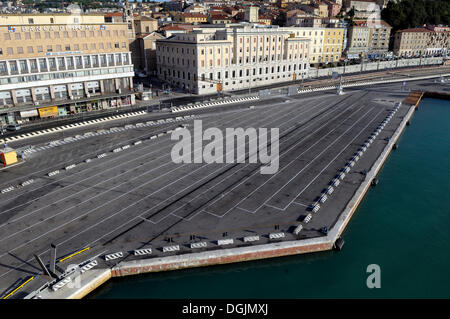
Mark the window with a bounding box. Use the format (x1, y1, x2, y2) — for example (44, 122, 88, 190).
(4, 33, 10, 41)
(75, 56, 82, 68)
(54, 32, 60, 38)
(28, 59, 37, 71)
(58, 57, 65, 68)
(37, 46, 43, 53)
(74, 44, 79, 50)
(84, 56, 91, 67)
(66, 44, 71, 51)
(48, 58, 56, 69)
(50, 18, 54, 24)
(114, 43, 119, 48)
(63, 31, 69, 38)
(90, 43, 96, 50)
(28, 18, 34, 24)
(35, 32, 41, 39)
(0, 48, 2, 55)
(15, 33, 21, 40)
(66, 57, 74, 68)
(45, 32, 50, 39)
(83, 44, 88, 50)
(72, 31, 77, 38)
(39, 58, 47, 71)
(27, 46, 33, 53)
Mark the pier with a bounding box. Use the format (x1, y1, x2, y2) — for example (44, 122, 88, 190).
(0, 74, 448, 299)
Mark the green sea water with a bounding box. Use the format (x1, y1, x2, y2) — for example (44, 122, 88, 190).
(90, 98, 450, 299)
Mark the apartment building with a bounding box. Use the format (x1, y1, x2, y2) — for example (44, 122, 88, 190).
(173, 12, 208, 24)
(393, 26, 449, 57)
(156, 25, 310, 95)
(287, 26, 345, 64)
(0, 14, 135, 125)
(346, 19, 391, 57)
(322, 27, 345, 62)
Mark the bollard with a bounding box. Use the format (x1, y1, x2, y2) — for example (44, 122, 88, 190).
(21, 179, 34, 187)
(105, 252, 123, 261)
(162, 245, 180, 253)
(190, 242, 207, 249)
(1, 186, 15, 194)
(243, 235, 260, 242)
(47, 170, 60, 177)
(293, 224, 303, 236)
(312, 203, 321, 213)
(269, 232, 285, 240)
(217, 239, 233, 246)
(134, 248, 152, 256)
(304, 213, 313, 223)
(325, 186, 334, 195)
(80, 260, 98, 273)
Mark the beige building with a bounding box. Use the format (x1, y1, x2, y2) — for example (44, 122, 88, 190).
(0, 13, 135, 125)
(286, 27, 325, 64)
(173, 12, 208, 24)
(184, 3, 207, 14)
(134, 32, 166, 75)
(156, 25, 310, 95)
(393, 26, 450, 57)
(133, 16, 158, 35)
(346, 19, 391, 57)
(322, 27, 345, 63)
(245, 6, 259, 23)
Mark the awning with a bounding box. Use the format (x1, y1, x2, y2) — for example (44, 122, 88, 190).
(38, 106, 59, 118)
(20, 109, 39, 118)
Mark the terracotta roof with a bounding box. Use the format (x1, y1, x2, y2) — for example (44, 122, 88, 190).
(397, 27, 433, 33)
(182, 13, 207, 18)
(354, 20, 392, 28)
(211, 14, 233, 20)
(135, 16, 157, 21)
(162, 25, 186, 31)
(104, 12, 123, 17)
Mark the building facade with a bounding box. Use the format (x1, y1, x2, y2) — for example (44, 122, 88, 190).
(393, 26, 449, 57)
(156, 25, 310, 95)
(322, 27, 345, 62)
(346, 19, 391, 57)
(0, 14, 135, 125)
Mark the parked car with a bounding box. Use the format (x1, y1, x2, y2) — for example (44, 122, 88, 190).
(6, 124, 21, 131)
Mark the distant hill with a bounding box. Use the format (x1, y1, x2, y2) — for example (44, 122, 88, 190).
(381, 0, 450, 32)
